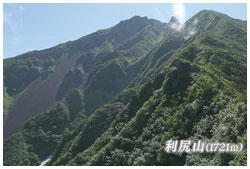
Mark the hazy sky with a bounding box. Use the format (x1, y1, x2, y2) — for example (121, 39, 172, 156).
(3, 3, 247, 59)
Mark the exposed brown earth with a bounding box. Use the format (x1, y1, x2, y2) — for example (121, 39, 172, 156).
(3, 54, 80, 141)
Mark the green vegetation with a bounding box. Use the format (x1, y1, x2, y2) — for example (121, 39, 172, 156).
(3, 10, 246, 166)
(56, 66, 86, 101)
(3, 86, 13, 121)
(3, 89, 85, 166)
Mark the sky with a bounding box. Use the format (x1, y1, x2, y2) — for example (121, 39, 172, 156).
(3, 3, 247, 59)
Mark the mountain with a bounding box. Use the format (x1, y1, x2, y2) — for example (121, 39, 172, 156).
(3, 10, 247, 166)
(3, 15, 167, 139)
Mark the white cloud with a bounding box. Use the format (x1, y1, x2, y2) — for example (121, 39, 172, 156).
(169, 3, 199, 39)
(173, 3, 185, 25)
(193, 18, 198, 25)
(184, 18, 199, 40)
(170, 3, 186, 31)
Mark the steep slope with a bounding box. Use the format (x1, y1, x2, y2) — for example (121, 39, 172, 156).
(3, 16, 167, 141)
(3, 89, 85, 165)
(4, 54, 80, 140)
(47, 10, 246, 166)
(3, 16, 168, 165)
(3, 10, 247, 166)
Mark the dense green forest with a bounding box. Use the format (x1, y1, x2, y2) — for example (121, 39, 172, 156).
(3, 10, 247, 166)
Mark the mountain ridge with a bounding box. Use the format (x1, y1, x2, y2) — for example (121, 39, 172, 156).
(3, 10, 247, 166)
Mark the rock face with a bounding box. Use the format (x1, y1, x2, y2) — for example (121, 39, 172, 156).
(3, 10, 247, 166)
(169, 16, 180, 25)
(3, 54, 79, 140)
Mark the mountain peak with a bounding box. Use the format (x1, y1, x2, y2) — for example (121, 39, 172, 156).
(191, 9, 231, 21)
(169, 16, 179, 25)
(119, 15, 149, 24)
(130, 15, 148, 20)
